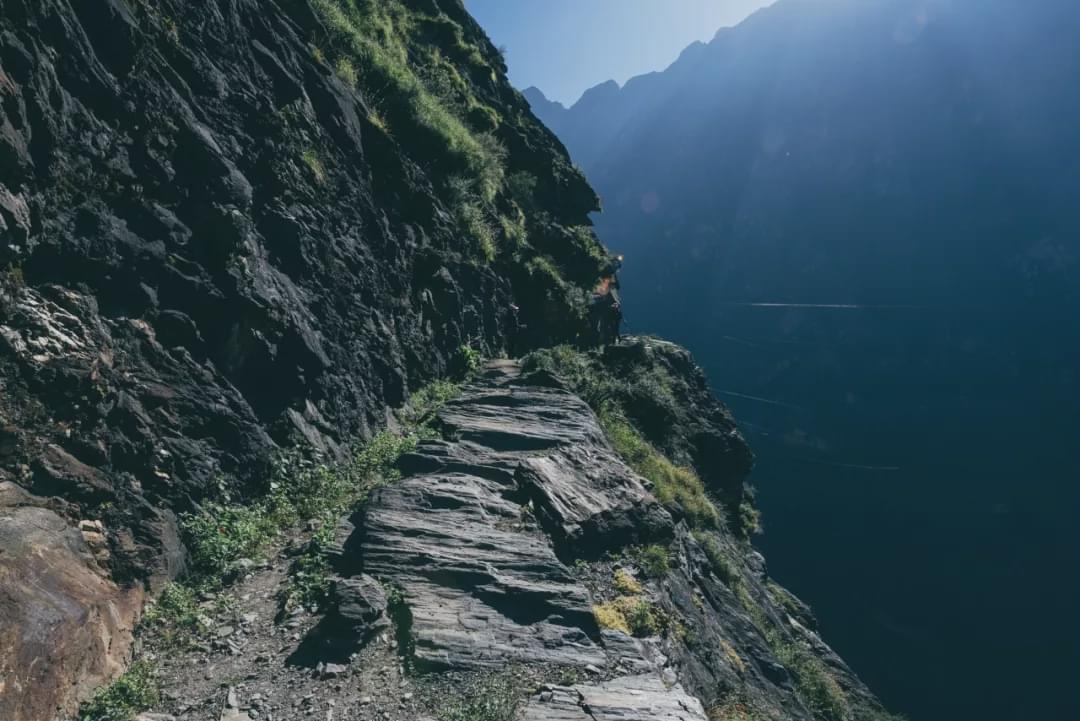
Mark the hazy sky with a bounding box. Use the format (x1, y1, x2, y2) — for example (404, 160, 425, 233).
(464, 0, 777, 106)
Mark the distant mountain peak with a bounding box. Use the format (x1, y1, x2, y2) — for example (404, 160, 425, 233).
(572, 79, 622, 111)
(522, 85, 557, 106)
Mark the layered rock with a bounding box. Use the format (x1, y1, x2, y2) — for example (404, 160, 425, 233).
(521, 675, 707, 721)
(319, 360, 886, 719)
(331, 362, 672, 671)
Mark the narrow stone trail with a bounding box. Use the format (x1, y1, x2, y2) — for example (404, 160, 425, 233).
(326, 360, 708, 720)
(146, 555, 420, 721)
(143, 360, 708, 721)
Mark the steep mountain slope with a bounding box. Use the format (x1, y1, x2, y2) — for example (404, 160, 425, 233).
(525, 1, 1080, 720)
(0, 0, 603, 716)
(0, 1, 897, 721)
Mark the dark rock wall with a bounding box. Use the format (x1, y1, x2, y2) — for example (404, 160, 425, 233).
(0, 0, 602, 717)
(0, 0, 600, 571)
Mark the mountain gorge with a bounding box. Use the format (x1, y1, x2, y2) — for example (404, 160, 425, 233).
(0, 1, 900, 721)
(525, 1, 1080, 720)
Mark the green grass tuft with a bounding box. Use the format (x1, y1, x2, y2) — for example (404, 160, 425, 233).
(301, 149, 326, 184)
(771, 639, 849, 721)
(140, 582, 205, 648)
(593, 596, 662, 637)
(693, 530, 738, 587)
(310, 0, 505, 200)
(78, 661, 159, 721)
(459, 202, 497, 261)
(613, 568, 643, 595)
(599, 406, 720, 529)
(637, 544, 671, 578)
(433, 670, 526, 721)
(335, 56, 358, 87)
(457, 344, 483, 375)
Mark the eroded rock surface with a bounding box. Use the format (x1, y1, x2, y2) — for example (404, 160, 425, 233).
(521, 675, 707, 721)
(336, 362, 671, 671)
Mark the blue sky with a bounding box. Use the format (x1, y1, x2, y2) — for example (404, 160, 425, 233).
(464, 0, 777, 106)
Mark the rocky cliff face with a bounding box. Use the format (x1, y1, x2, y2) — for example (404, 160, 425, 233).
(0, 0, 601, 716)
(0, 1, 893, 720)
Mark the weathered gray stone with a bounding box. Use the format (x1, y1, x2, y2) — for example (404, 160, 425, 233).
(361, 469, 606, 670)
(334, 361, 672, 671)
(521, 675, 708, 721)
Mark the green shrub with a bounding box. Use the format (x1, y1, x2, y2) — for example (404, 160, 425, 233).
(568, 225, 610, 267)
(467, 103, 501, 131)
(79, 661, 159, 721)
(524, 255, 565, 286)
(739, 487, 763, 537)
(592, 596, 661, 638)
(140, 583, 204, 648)
(638, 544, 671, 578)
(499, 207, 527, 247)
(403, 379, 462, 426)
(183, 424, 421, 597)
(457, 344, 483, 375)
(522, 346, 601, 398)
(368, 108, 391, 133)
(280, 519, 336, 610)
(354, 430, 418, 483)
(459, 202, 497, 261)
(279, 432, 418, 611)
(622, 597, 661, 636)
(182, 501, 277, 581)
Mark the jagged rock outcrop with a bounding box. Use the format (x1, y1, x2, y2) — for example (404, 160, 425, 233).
(317, 359, 888, 720)
(330, 362, 672, 670)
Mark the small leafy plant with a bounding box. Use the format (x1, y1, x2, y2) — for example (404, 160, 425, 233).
(433, 669, 526, 721)
(78, 661, 159, 721)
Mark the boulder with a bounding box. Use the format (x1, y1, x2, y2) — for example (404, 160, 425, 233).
(0, 486, 143, 721)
